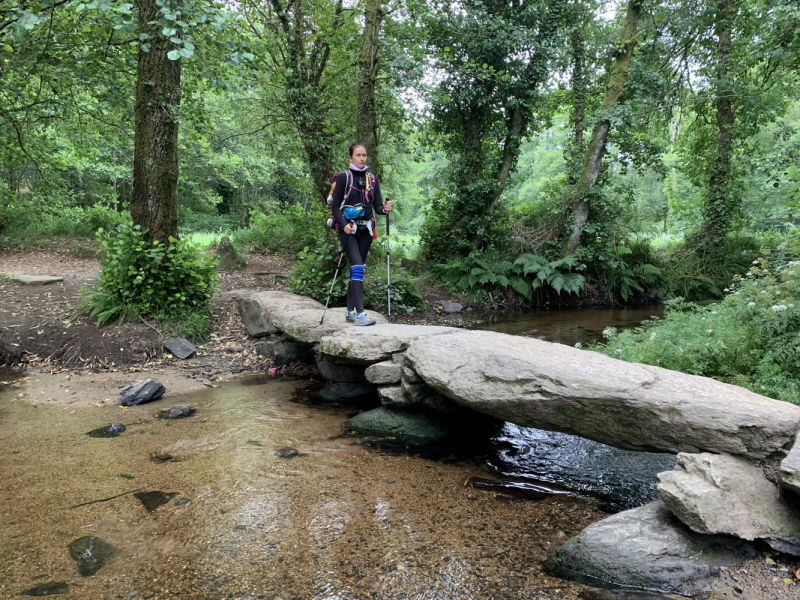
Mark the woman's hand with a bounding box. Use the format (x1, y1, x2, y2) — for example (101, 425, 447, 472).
(344, 223, 354, 234)
(384, 200, 392, 213)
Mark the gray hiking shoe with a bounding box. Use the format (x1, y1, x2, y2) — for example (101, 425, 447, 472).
(346, 311, 355, 323)
(352, 312, 377, 326)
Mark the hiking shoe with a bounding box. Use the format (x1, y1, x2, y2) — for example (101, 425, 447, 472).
(353, 312, 377, 326)
(346, 311, 355, 323)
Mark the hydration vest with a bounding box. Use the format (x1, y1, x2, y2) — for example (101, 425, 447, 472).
(326, 170, 377, 237)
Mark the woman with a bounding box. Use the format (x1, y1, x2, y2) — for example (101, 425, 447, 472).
(330, 143, 392, 326)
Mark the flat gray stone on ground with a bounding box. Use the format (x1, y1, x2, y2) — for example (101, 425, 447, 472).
(120, 378, 165, 406)
(158, 404, 196, 419)
(440, 301, 463, 314)
(273, 308, 387, 344)
(317, 359, 367, 382)
(10, 274, 63, 286)
(236, 291, 323, 337)
(163, 337, 197, 359)
(365, 361, 402, 384)
(317, 324, 457, 364)
(405, 330, 800, 459)
(657, 452, 800, 540)
(345, 407, 452, 444)
(546, 501, 755, 595)
(779, 438, 800, 495)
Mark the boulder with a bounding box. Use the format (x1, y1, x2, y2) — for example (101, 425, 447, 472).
(236, 291, 323, 337)
(274, 308, 387, 344)
(163, 337, 197, 359)
(255, 336, 315, 366)
(318, 382, 377, 402)
(345, 407, 452, 444)
(779, 437, 800, 495)
(405, 331, 800, 459)
(546, 501, 755, 596)
(10, 274, 63, 286)
(317, 359, 367, 383)
(317, 324, 457, 364)
(217, 236, 246, 271)
(365, 360, 402, 384)
(120, 379, 165, 406)
(158, 404, 196, 420)
(440, 300, 463, 314)
(657, 452, 800, 540)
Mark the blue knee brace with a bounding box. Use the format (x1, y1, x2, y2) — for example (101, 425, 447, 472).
(350, 265, 365, 282)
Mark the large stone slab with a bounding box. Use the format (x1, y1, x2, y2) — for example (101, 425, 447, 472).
(657, 452, 800, 540)
(405, 330, 800, 458)
(546, 501, 755, 595)
(317, 324, 458, 364)
(10, 274, 63, 286)
(273, 308, 387, 344)
(779, 437, 800, 495)
(236, 291, 323, 337)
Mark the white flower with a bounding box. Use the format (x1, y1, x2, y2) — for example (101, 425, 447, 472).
(747, 302, 756, 308)
(724, 288, 730, 292)
(734, 291, 740, 295)
(712, 311, 717, 314)
(650, 332, 657, 341)
(761, 290, 767, 294)
(706, 329, 713, 334)
(615, 349, 622, 355)
(753, 260, 760, 265)
(603, 327, 617, 338)
(790, 304, 795, 308)
(772, 305, 788, 312)
(574, 342, 583, 349)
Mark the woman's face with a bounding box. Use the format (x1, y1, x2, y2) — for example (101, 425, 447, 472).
(351, 146, 368, 169)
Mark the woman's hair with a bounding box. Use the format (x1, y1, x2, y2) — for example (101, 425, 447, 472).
(349, 143, 366, 157)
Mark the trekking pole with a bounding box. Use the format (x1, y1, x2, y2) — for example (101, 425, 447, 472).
(386, 203, 391, 322)
(320, 248, 344, 325)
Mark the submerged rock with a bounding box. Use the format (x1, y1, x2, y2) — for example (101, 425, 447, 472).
(163, 337, 197, 359)
(158, 404, 196, 420)
(317, 359, 367, 383)
(134, 491, 177, 512)
(345, 407, 452, 444)
(657, 452, 800, 540)
(274, 447, 299, 459)
(440, 301, 463, 314)
(150, 451, 173, 462)
(318, 382, 376, 402)
(20, 581, 69, 596)
(578, 590, 681, 600)
(546, 501, 756, 595)
(120, 379, 165, 407)
(68, 536, 117, 576)
(87, 423, 126, 438)
(406, 330, 800, 459)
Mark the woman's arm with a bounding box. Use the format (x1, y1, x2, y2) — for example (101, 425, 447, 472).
(330, 172, 349, 230)
(372, 178, 385, 215)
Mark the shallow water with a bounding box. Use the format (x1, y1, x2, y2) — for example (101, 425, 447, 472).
(0, 375, 603, 600)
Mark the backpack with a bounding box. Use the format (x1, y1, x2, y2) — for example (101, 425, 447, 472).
(325, 170, 377, 233)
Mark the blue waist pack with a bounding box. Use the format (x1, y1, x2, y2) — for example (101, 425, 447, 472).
(342, 205, 364, 221)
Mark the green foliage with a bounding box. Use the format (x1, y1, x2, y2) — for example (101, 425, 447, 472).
(364, 270, 425, 314)
(597, 241, 800, 404)
(288, 239, 349, 306)
(83, 215, 218, 326)
(439, 249, 585, 302)
(237, 202, 326, 254)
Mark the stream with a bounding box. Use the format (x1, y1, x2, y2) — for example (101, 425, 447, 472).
(0, 306, 673, 599)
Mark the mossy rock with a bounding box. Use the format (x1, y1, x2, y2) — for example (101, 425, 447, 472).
(345, 406, 452, 444)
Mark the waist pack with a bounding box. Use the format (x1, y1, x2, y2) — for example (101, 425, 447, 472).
(342, 205, 364, 221)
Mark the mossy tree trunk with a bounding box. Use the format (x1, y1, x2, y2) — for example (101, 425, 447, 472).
(356, 0, 384, 180)
(565, 0, 644, 255)
(130, 0, 181, 244)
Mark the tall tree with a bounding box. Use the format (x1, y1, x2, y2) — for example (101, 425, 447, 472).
(356, 0, 384, 179)
(565, 0, 644, 255)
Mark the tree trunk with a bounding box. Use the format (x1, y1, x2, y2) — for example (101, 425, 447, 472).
(356, 0, 384, 180)
(567, 5, 586, 185)
(704, 0, 734, 246)
(130, 0, 181, 244)
(565, 0, 643, 255)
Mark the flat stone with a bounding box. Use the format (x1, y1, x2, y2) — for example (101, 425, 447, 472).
(255, 336, 315, 366)
(236, 291, 323, 337)
(120, 379, 165, 407)
(405, 331, 800, 459)
(365, 361, 402, 384)
(779, 436, 800, 495)
(274, 447, 299, 459)
(20, 581, 69, 596)
(657, 452, 800, 540)
(317, 324, 457, 364)
(318, 382, 376, 402)
(158, 404, 196, 420)
(163, 337, 197, 359)
(317, 360, 367, 383)
(273, 308, 387, 344)
(440, 300, 463, 314)
(546, 501, 755, 595)
(68, 536, 117, 576)
(345, 407, 452, 444)
(134, 491, 176, 512)
(10, 274, 63, 286)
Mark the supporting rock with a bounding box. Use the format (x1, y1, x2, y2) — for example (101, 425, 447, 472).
(273, 307, 387, 344)
(255, 335, 315, 367)
(546, 501, 756, 595)
(317, 359, 367, 383)
(236, 291, 323, 338)
(345, 406, 453, 444)
(779, 436, 800, 496)
(365, 360, 402, 384)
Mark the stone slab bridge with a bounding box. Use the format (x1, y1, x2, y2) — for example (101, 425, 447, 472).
(234, 290, 800, 596)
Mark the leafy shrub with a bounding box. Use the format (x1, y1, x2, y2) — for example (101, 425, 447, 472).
(596, 241, 800, 404)
(83, 215, 218, 326)
(238, 202, 325, 254)
(364, 270, 424, 313)
(439, 249, 586, 302)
